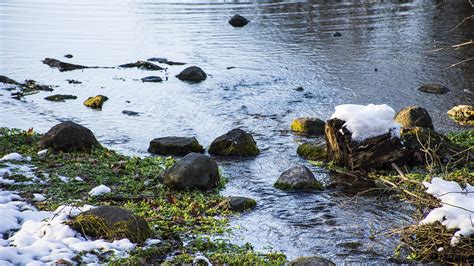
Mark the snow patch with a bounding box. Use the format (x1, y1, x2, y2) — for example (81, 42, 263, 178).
(420, 178, 474, 246)
(88, 185, 111, 197)
(330, 104, 401, 141)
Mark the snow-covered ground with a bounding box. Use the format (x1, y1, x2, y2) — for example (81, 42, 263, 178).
(421, 178, 474, 246)
(330, 104, 401, 141)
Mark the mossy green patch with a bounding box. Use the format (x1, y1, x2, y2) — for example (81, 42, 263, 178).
(297, 142, 327, 161)
(83, 95, 108, 110)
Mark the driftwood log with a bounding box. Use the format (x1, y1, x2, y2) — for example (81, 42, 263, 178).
(325, 118, 406, 170)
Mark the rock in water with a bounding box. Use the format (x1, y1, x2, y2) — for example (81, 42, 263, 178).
(119, 61, 164, 70)
(418, 83, 449, 94)
(274, 165, 323, 190)
(208, 128, 260, 157)
(447, 105, 473, 126)
(291, 118, 325, 136)
(39, 121, 100, 152)
(44, 94, 77, 102)
(84, 95, 108, 110)
(147, 57, 186, 66)
(394, 106, 434, 130)
(148, 137, 204, 156)
(0, 75, 20, 85)
(175, 66, 207, 83)
(42, 58, 90, 72)
(333, 32, 342, 37)
(228, 14, 249, 27)
(288, 256, 335, 266)
(163, 153, 219, 190)
(71, 206, 151, 243)
(141, 76, 163, 82)
(64, 54, 73, 58)
(226, 196, 256, 212)
(297, 142, 327, 161)
(122, 110, 140, 116)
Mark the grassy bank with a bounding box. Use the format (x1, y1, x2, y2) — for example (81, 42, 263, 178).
(0, 127, 286, 264)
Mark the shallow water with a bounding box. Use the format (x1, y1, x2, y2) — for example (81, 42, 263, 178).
(0, 0, 473, 263)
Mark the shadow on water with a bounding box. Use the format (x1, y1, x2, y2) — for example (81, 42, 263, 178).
(0, 0, 472, 263)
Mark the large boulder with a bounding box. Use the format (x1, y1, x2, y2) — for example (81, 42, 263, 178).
(208, 129, 259, 157)
(418, 83, 448, 94)
(39, 122, 100, 152)
(287, 256, 335, 266)
(274, 165, 323, 190)
(71, 206, 151, 243)
(447, 105, 473, 126)
(84, 95, 108, 110)
(175, 66, 207, 83)
(297, 142, 327, 161)
(394, 106, 434, 130)
(148, 137, 204, 156)
(228, 14, 249, 27)
(291, 118, 325, 136)
(163, 153, 219, 190)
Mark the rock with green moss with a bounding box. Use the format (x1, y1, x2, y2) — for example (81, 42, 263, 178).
(44, 94, 77, 102)
(226, 196, 256, 212)
(209, 129, 259, 157)
(39, 121, 100, 152)
(164, 153, 219, 190)
(447, 105, 473, 126)
(291, 118, 325, 136)
(287, 256, 335, 266)
(297, 142, 326, 161)
(418, 83, 448, 94)
(274, 165, 323, 190)
(394, 106, 434, 130)
(148, 137, 204, 156)
(71, 206, 151, 243)
(84, 95, 108, 110)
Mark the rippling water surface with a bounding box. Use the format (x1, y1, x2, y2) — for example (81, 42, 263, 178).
(1, 0, 473, 263)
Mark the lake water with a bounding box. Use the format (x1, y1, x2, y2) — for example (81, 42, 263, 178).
(0, 0, 473, 263)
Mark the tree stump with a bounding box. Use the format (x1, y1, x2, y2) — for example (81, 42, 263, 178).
(325, 118, 406, 170)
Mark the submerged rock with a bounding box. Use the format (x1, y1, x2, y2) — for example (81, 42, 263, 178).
(84, 95, 108, 110)
(141, 76, 163, 83)
(418, 83, 449, 94)
(119, 61, 164, 71)
(44, 94, 77, 102)
(288, 256, 335, 266)
(147, 57, 186, 66)
(11, 79, 54, 99)
(226, 196, 256, 212)
(175, 66, 207, 83)
(39, 121, 100, 152)
(447, 105, 473, 126)
(274, 165, 323, 190)
(333, 32, 342, 37)
(228, 14, 249, 27)
(208, 128, 259, 157)
(71, 206, 151, 243)
(297, 142, 327, 161)
(163, 153, 219, 190)
(42, 58, 90, 72)
(0, 75, 20, 85)
(122, 110, 140, 116)
(64, 54, 73, 58)
(394, 106, 434, 130)
(291, 117, 325, 135)
(66, 79, 82, 84)
(148, 137, 204, 156)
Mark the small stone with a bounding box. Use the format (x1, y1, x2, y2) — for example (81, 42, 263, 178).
(228, 14, 249, 27)
(119, 61, 164, 71)
(44, 94, 77, 102)
(394, 106, 434, 130)
(294, 86, 304, 92)
(66, 79, 82, 84)
(418, 83, 449, 94)
(333, 32, 342, 37)
(291, 118, 325, 135)
(148, 137, 204, 156)
(226, 196, 256, 212)
(141, 76, 163, 83)
(447, 105, 473, 126)
(274, 165, 323, 190)
(209, 128, 259, 157)
(84, 95, 108, 110)
(0, 75, 20, 85)
(122, 110, 140, 116)
(176, 66, 207, 83)
(64, 54, 73, 58)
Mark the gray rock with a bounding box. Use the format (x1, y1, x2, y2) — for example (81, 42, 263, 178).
(164, 153, 219, 190)
(176, 66, 207, 83)
(148, 137, 204, 156)
(394, 106, 434, 130)
(122, 110, 140, 116)
(418, 83, 448, 94)
(208, 128, 259, 157)
(39, 121, 100, 152)
(287, 256, 335, 266)
(226, 196, 256, 212)
(71, 206, 151, 243)
(141, 76, 163, 83)
(274, 165, 323, 190)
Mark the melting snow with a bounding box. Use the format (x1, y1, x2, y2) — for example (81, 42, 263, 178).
(88, 185, 111, 197)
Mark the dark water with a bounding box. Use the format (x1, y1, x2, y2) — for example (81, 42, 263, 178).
(1, 0, 473, 263)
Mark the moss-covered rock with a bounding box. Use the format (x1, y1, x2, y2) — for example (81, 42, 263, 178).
(274, 165, 323, 190)
(226, 196, 256, 212)
(395, 106, 434, 130)
(84, 95, 108, 110)
(209, 129, 259, 157)
(447, 105, 473, 126)
(148, 137, 204, 156)
(38, 121, 100, 152)
(297, 142, 326, 161)
(71, 206, 151, 243)
(418, 83, 448, 94)
(291, 118, 325, 136)
(44, 94, 77, 102)
(287, 256, 335, 266)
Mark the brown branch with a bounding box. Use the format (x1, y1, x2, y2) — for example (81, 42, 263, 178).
(447, 58, 474, 69)
(450, 15, 474, 32)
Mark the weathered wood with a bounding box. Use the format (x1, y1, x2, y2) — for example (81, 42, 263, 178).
(325, 118, 406, 170)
